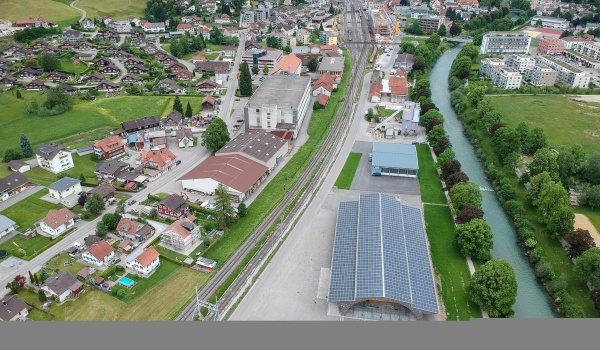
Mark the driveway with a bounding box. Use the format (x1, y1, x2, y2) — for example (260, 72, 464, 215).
(109, 58, 127, 81)
(0, 184, 42, 211)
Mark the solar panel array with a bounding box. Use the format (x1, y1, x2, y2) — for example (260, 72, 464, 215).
(328, 193, 439, 314)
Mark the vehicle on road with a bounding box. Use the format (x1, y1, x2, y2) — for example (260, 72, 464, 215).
(368, 153, 372, 162)
(111, 258, 121, 265)
(176, 160, 182, 166)
(235, 98, 240, 101)
(128, 199, 135, 205)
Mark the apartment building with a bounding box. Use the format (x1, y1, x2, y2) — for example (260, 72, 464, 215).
(505, 54, 535, 73)
(537, 36, 564, 55)
(419, 15, 444, 32)
(480, 32, 531, 55)
(524, 65, 557, 87)
(491, 67, 522, 89)
(242, 49, 283, 69)
(479, 58, 506, 78)
(535, 55, 590, 88)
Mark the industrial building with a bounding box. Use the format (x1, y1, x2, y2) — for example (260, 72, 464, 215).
(243, 75, 312, 139)
(479, 32, 531, 55)
(328, 193, 439, 320)
(215, 131, 289, 171)
(371, 143, 419, 177)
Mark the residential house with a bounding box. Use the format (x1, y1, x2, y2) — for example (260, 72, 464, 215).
(46, 71, 70, 82)
(369, 82, 383, 103)
(121, 74, 144, 85)
(10, 47, 34, 59)
(167, 63, 187, 73)
(312, 72, 336, 97)
(94, 159, 130, 180)
(0, 295, 32, 321)
(79, 18, 95, 29)
(40, 271, 84, 303)
(97, 30, 120, 42)
(153, 78, 186, 94)
(157, 194, 189, 219)
(93, 57, 112, 67)
(177, 23, 194, 34)
(0, 172, 30, 202)
(160, 216, 201, 252)
(140, 149, 177, 179)
(113, 50, 133, 61)
(124, 57, 145, 68)
(194, 61, 230, 75)
(7, 160, 30, 173)
(129, 64, 149, 75)
(271, 53, 302, 75)
(99, 64, 120, 75)
(121, 116, 160, 133)
(0, 66, 17, 78)
(21, 79, 48, 91)
(0, 215, 17, 239)
(64, 29, 83, 42)
(127, 246, 161, 277)
(192, 55, 207, 63)
(76, 41, 97, 51)
(93, 136, 126, 159)
(131, 28, 146, 40)
(0, 76, 17, 87)
(394, 53, 415, 70)
(15, 17, 48, 28)
(83, 73, 104, 84)
(47, 176, 81, 206)
(87, 182, 116, 203)
(109, 21, 132, 33)
(118, 240, 135, 254)
(317, 93, 329, 108)
(73, 53, 95, 62)
(117, 217, 153, 241)
(389, 75, 408, 103)
(35, 143, 74, 174)
(143, 22, 166, 33)
(143, 43, 159, 54)
(162, 110, 183, 130)
(175, 70, 193, 81)
(18, 67, 43, 79)
(177, 128, 194, 148)
(196, 79, 218, 93)
(59, 42, 76, 51)
(81, 240, 115, 267)
(38, 208, 77, 238)
(159, 55, 179, 67)
(56, 83, 78, 95)
(96, 80, 121, 92)
(222, 45, 236, 57)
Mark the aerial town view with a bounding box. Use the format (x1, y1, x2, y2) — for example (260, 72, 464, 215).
(1, 0, 600, 323)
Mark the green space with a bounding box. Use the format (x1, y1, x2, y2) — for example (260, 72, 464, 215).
(377, 106, 399, 118)
(45, 252, 87, 276)
(0, 233, 59, 260)
(530, 38, 539, 47)
(334, 152, 362, 190)
(0, 154, 101, 186)
(76, 0, 146, 20)
(19, 267, 211, 320)
(424, 205, 481, 320)
(416, 144, 447, 204)
(109, 260, 181, 303)
(0, 0, 80, 23)
(153, 244, 190, 263)
(0, 188, 60, 230)
(58, 57, 89, 74)
(488, 95, 600, 155)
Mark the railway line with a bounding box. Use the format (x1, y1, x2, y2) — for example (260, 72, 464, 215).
(174, 1, 372, 321)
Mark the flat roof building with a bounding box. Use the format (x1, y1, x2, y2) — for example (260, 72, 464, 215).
(243, 75, 312, 139)
(535, 55, 590, 88)
(530, 16, 569, 30)
(491, 67, 522, 89)
(216, 131, 289, 171)
(505, 54, 535, 73)
(480, 32, 531, 55)
(538, 36, 564, 55)
(371, 143, 419, 177)
(524, 65, 557, 87)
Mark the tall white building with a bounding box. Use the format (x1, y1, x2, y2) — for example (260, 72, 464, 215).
(505, 54, 536, 73)
(530, 16, 569, 30)
(491, 67, 522, 89)
(479, 32, 531, 55)
(34, 143, 74, 174)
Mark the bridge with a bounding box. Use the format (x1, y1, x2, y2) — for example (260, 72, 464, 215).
(445, 36, 473, 43)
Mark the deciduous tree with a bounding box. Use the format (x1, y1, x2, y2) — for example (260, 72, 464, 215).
(87, 192, 105, 215)
(468, 260, 518, 318)
(201, 118, 230, 153)
(492, 126, 520, 162)
(455, 204, 484, 224)
(574, 248, 600, 286)
(96, 222, 109, 237)
(441, 159, 462, 180)
(436, 148, 456, 169)
(454, 218, 494, 261)
(446, 171, 469, 189)
(449, 181, 482, 211)
(564, 229, 595, 259)
(533, 180, 574, 239)
(419, 109, 444, 127)
(102, 213, 121, 230)
(580, 185, 600, 209)
(307, 58, 318, 72)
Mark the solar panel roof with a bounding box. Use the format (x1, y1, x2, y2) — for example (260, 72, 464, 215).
(328, 193, 439, 314)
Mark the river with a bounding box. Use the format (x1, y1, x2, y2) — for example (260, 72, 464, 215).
(429, 44, 556, 318)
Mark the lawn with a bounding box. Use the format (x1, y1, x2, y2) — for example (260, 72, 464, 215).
(21, 266, 211, 320)
(0, 93, 207, 153)
(0, 188, 61, 230)
(205, 43, 223, 53)
(5, 154, 101, 186)
(0, 0, 80, 23)
(424, 205, 481, 320)
(153, 244, 191, 262)
(416, 144, 447, 204)
(334, 152, 362, 190)
(488, 95, 600, 155)
(45, 252, 87, 276)
(109, 259, 181, 303)
(0, 233, 58, 260)
(58, 57, 89, 74)
(76, 0, 146, 20)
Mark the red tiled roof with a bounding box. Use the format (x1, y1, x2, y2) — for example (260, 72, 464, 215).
(84, 240, 113, 260)
(135, 246, 160, 268)
(202, 94, 216, 105)
(179, 154, 268, 194)
(41, 208, 77, 230)
(117, 217, 140, 236)
(389, 76, 407, 96)
(140, 149, 176, 169)
(317, 93, 329, 107)
(163, 217, 196, 239)
(93, 136, 124, 153)
(369, 83, 383, 98)
(271, 53, 301, 75)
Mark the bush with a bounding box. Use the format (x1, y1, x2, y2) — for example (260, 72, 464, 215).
(535, 259, 556, 281)
(562, 301, 586, 318)
(504, 200, 526, 219)
(549, 274, 568, 296)
(529, 247, 544, 264)
(101, 265, 118, 278)
(117, 289, 126, 298)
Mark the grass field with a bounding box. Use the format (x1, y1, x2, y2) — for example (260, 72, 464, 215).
(0, 93, 206, 154)
(109, 260, 181, 303)
(0, 0, 80, 23)
(424, 205, 481, 320)
(45, 252, 87, 276)
(0, 154, 100, 186)
(416, 144, 447, 204)
(488, 95, 600, 155)
(334, 152, 362, 190)
(0, 188, 61, 230)
(58, 57, 88, 74)
(76, 0, 146, 20)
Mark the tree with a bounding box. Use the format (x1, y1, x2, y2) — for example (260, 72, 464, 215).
(533, 181, 574, 239)
(523, 128, 547, 155)
(2, 148, 22, 163)
(574, 248, 600, 286)
(482, 110, 503, 130)
(149, 208, 158, 218)
(468, 87, 486, 107)
(557, 151, 577, 186)
(40, 268, 49, 282)
(441, 159, 462, 180)
(24, 58, 37, 68)
(419, 109, 443, 127)
(449, 23, 462, 36)
(436, 148, 456, 169)
(426, 34, 441, 47)
(214, 183, 235, 229)
(405, 20, 424, 35)
(313, 101, 321, 110)
(473, 33, 483, 46)
(449, 181, 483, 211)
(283, 45, 291, 54)
(516, 122, 529, 144)
(565, 229, 596, 259)
(266, 36, 279, 48)
(38, 53, 61, 72)
(492, 126, 520, 162)
(202, 118, 230, 153)
(210, 27, 224, 45)
(529, 148, 559, 180)
(87, 192, 105, 215)
(426, 124, 447, 149)
(262, 65, 269, 74)
(38, 289, 47, 302)
(6, 275, 26, 294)
(38, 87, 70, 116)
(19, 133, 33, 158)
(580, 185, 600, 209)
(468, 260, 517, 318)
(238, 61, 253, 96)
(28, 271, 35, 285)
(329, 4, 335, 14)
(237, 203, 247, 217)
(526, 172, 553, 203)
(102, 213, 121, 230)
(489, 123, 507, 138)
(16, 90, 22, 99)
(185, 101, 193, 119)
(581, 154, 600, 186)
(96, 222, 109, 237)
(173, 95, 183, 114)
(307, 58, 318, 72)
(456, 203, 484, 224)
(454, 218, 494, 261)
(433, 136, 451, 156)
(221, 3, 231, 15)
(438, 24, 446, 36)
(115, 200, 125, 215)
(451, 56, 472, 80)
(426, 118, 443, 134)
(446, 171, 469, 189)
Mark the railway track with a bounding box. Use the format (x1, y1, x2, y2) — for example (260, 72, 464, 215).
(175, 1, 372, 321)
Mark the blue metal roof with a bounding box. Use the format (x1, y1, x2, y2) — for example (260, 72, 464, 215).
(371, 143, 418, 170)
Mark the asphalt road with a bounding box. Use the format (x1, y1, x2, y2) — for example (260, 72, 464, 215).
(70, 0, 86, 24)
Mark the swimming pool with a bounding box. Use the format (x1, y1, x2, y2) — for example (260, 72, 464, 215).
(118, 276, 135, 288)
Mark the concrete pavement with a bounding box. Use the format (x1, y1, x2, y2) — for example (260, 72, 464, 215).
(70, 0, 86, 24)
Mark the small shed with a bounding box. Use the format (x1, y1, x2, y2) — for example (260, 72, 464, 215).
(77, 267, 90, 281)
(196, 257, 217, 272)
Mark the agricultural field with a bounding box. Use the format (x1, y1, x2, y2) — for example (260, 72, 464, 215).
(76, 0, 146, 20)
(0, 0, 80, 24)
(488, 95, 600, 155)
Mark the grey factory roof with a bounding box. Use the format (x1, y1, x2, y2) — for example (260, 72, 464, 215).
(317, 56, 344, 72)
(47, 177, 81, 193)
(216, 131, 287, 164)
(371, 143, 418, 170)
(246, 75, 311, 109)
(328, 193, 439, 314)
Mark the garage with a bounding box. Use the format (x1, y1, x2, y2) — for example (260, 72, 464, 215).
(370, 143, 418, 177)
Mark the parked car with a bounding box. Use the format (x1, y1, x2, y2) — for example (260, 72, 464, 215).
(368, 153, 372, 162)
(176, 160, 182, 166)
(111, 258, 121, 265)
(128, 199, 136, 205)
(235, 98, 240, 101)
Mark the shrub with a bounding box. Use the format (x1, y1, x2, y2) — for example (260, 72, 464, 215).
(549, 274, 568, 296)
(535, 259, 556, 281)
(562, 301, 586, 318)
(529, 247, 544, 264)
(117, 289, 126, 298)
(504, 200, 526, 219)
